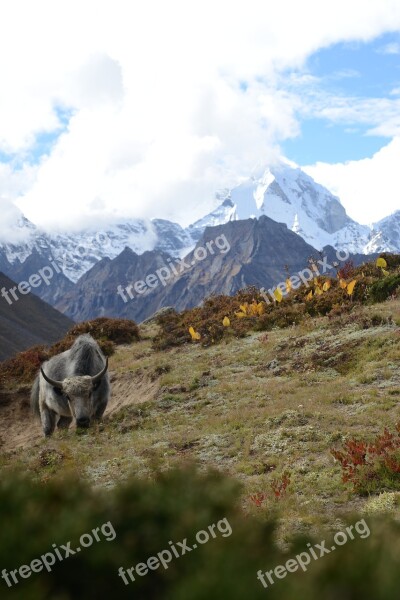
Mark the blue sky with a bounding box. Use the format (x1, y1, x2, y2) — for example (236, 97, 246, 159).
(0, 107, 72, 168)
(282, 32, 400, 164)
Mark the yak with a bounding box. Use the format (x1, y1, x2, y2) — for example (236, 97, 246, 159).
(31, 334, 110, 437)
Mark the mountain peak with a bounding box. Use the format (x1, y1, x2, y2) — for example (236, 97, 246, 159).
(188, 161, 377, 254)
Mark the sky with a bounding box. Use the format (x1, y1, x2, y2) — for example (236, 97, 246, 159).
(0, 0, 399, 236)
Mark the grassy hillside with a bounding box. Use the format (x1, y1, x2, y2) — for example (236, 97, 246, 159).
(0, 257, 399, 597)
(6, 296, 399, 514)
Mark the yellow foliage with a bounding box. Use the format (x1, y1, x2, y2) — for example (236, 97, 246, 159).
(235, 312, 247, 319)
(347, 280, 357, 296)
(286, 278, 292, 293)
(376, 257, 387, 268)
(322, 280, 331, 292)
(382, 269, 390, 277)
(306, 290, 313, 301)
(273, 288, 283, 303)
(256, 302, 265, 316)
(188, 326, 201, 340)
(248, 302, 259, 316)
(222, 316, 230, 327)
(339, 279, 347, 289)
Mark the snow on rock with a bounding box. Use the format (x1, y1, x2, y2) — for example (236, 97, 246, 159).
(188, 160, 398, 255)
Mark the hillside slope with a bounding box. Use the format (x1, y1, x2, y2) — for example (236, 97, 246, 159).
(0, 272, 73, 361)
(1, 291, 399, 534)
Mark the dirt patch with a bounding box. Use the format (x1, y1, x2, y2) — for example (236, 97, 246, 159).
(105, 370, 160, 417)
(0, 386, 41, 452)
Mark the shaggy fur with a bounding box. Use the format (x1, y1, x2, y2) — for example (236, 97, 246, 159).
(31, 334, 110, 437)
(62, 376, 93, 397)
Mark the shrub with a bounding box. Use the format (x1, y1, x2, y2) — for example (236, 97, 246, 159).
(0, 345, 50, 388)
(153, 287, 266, 350)
(2, 468, 400, 598)
(257, 305, 304, 330)
(61, 317, 139, 346)
(378, 252, 400, 269)
(331, 423, 400, 495)
(368, 274, 400, 303)
(249, 472, 291, 507)
(338, 260, 355, 280)
(305, 286, 346, 317)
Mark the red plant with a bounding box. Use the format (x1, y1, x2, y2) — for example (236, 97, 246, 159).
(331, 423, 400, 493)
(249, 472, 291, 507)
(270, 472, 291, 498)
(249, 492, 266, 507)
(338, 260, 355, 280)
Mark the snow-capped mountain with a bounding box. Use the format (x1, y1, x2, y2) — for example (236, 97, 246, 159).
(0, 213, 195, 282)
(189, 161, 382, 254)
(365, 210, 400, 254)
(188, 193, 237, 242)
(0, 160, 398, 290)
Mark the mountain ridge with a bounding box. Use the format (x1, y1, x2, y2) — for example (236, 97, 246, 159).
(0, 272, 73, 360)
(0, 161, 398, 316)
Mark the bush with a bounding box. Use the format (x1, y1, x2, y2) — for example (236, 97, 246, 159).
(331, 423, 400, 495)
(338, 260, 356, 280)
(61, 317, 140, 346)
(257, 305, 304, 330)
(153, 287, 266, 350)
(2, 467, 400, 598)
(0, 345, 50, 388)
(305, 286, 347, 317)
(368, 274, 400, 303)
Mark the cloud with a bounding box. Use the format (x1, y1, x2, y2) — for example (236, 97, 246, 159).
(0, 0, 399, 230)
(303, 137, 400, 224)
(0, 163, 37, 239)
(378, 41, 400, 54)
(282, 70, 400, 137)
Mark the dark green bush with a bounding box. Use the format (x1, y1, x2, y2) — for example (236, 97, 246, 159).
(1, 467, 400, 599)
(257, 305, 304, 330)
(369, 274, 400, 303)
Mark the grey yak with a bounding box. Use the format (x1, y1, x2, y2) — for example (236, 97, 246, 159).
(31, 334, 110, 436)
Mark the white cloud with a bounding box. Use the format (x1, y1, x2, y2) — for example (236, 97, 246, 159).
(0, 0, 399, 230)
(378, 41, 400, 54)
(0, 163, 37, 240)
(282, 71, 400, 137)
(303, 137, 400, 224)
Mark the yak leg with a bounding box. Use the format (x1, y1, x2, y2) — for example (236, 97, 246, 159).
(57, 416, 73, 430)
(40, 405, 57, 437)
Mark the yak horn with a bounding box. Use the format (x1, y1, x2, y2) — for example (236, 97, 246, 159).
(41, 368, 63, 389)
(91, 357, 108, 384)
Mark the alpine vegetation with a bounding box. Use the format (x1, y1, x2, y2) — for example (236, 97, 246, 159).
(31, 334, 110, 437)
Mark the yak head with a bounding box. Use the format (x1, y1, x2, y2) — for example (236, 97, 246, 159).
(40, 358, 108, 428)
